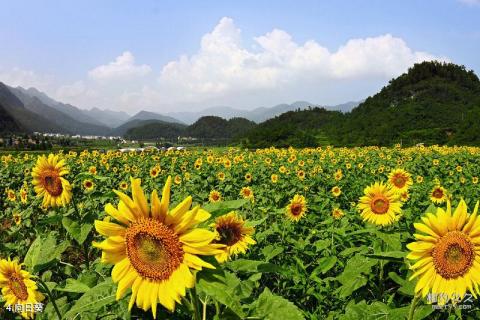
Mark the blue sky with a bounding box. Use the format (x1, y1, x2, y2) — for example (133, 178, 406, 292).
(1, 0, 479, 113)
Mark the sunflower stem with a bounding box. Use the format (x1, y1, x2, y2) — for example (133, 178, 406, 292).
(71, 196, 90, 270)
(407, 294, 420, 320)
(190, 287, 201, 320)
(38, 278, 62, 320)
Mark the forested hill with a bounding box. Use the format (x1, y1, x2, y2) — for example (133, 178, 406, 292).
(241, 61, 480, 147)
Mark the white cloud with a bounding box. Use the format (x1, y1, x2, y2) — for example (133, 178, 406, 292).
(0, 67, 53, 91)
(0, 18, 447, 113)
(157, 17, 444, 106)
(88, 51, 151, 81)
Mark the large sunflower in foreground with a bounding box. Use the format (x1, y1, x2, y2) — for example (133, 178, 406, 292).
(93, 176, 224, 318)
(407, 200, 480, 304)
(0, 258, 44, 319)
(31, 154, 72, 207)
(388, 168, 413, 192)
(212, 212, 256, 263)
(286, 194, 307, 222)
(357, 182, 402, 226)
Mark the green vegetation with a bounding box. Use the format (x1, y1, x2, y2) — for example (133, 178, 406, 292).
(241, 61, 480, 147)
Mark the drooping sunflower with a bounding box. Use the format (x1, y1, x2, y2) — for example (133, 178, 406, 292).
(209, 190, 222, 203)
(31, 154, 72, 208)
(431, 186, 448, 204)
(407, 200, 480, 304)
(212, 212, 256, 263)
(0, 258, 44, 319)
(388, 168, 413, 192)
(286, 194, 307, 222)
(93, 176, 223, 318)
(357, 182, 403, 226)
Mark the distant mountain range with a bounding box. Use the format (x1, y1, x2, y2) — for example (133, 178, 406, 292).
(164, 100, 361, 124)
(0, 80, 361, 137)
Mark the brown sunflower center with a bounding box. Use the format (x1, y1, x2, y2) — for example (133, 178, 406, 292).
(393, 174, 406, 188)
(85, 181, 92, 188)
(370, 195, 389, 214)
(125, 218, 183, 281)
(212, 193, 220, 200)
(216, 223, 243, 246)
(290, 203, 303, 216)
(41, 169, 63, 197)
(433, 189, 444, 199)
(9, 273, 28, 301)
(432, 231, 474, 279)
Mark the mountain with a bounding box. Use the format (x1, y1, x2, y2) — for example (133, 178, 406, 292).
(8, 86, 111, 135)
(83, 107, 130, 128)
(125, 111, 184, 124)
(241, 61, 480, 147)
(14, 87, 107, 127)
(164, 100, 360, 124)
(123, 116, 256, 140)
(125, 120, 187, 140)
(0, 104, 23, 133)
(0, 82, 67, 133)
(186, 116, 256, 139)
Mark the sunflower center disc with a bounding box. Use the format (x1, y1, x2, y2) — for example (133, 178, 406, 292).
(9, 274, 28, 301)
(125, 218, 184, 281)
(393, 175, 406, 188)
(371, 195, 389, 214)
(217, 223, 242, 246)
(290, 203, 303, 216)
(433, 189, 444, 199)
(432, 231, 474, 279)
(42, 169, 63, 196)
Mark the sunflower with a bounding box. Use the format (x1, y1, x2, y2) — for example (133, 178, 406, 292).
(240, 187, 254, 201)
(0, 258, 44, 319)
(7, 189, 16, 202)
(271, 174, 279, 183)
(357, 182, 403, 226)
(209, 190, 222, 203)
(245, 173, 252, 182)
(212, 212, 256, 263)
(388, 168, 413, 192)
(12, 212, 22, 226)
(332, 208, 344, 220)
(431, 186, 448, 204)
(297, 170, 305, 180)
(331, 186, 341, 197)
(89, 166, 97, 175)
(174, 175, 182, 185)
(120, 181, 129, 190)
(31, 154, 72, 208)
(93, 176, 223, 318)
(286, 194, 307, 222)
(217, 172, 225, 181)
(83, 179, 95, 192)
(407, 200, 480, 304)
(400, 191, 410, 202)
(20, 188, 28, 204)
(150, 167, 160, 178)
(416, 176, 424, 183)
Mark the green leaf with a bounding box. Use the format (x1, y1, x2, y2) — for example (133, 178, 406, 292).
(364, 251, 406, 261)
(336, 254, 377, 297)
(63, 278, 117, 319)
(226, 259, 286, 274)
(196, 270, 245, 318)
(55, 278, 92, 293)
(62, 217, 93, 245)
(202, 199, 249, 216)
(24, 233, 70, 273)
(315, 256, 337, 274)
(262, 245, 284, 262)
(249, 287, 304, 320)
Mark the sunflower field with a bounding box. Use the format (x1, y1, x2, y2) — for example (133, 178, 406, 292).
(2, 145, 480, 320)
